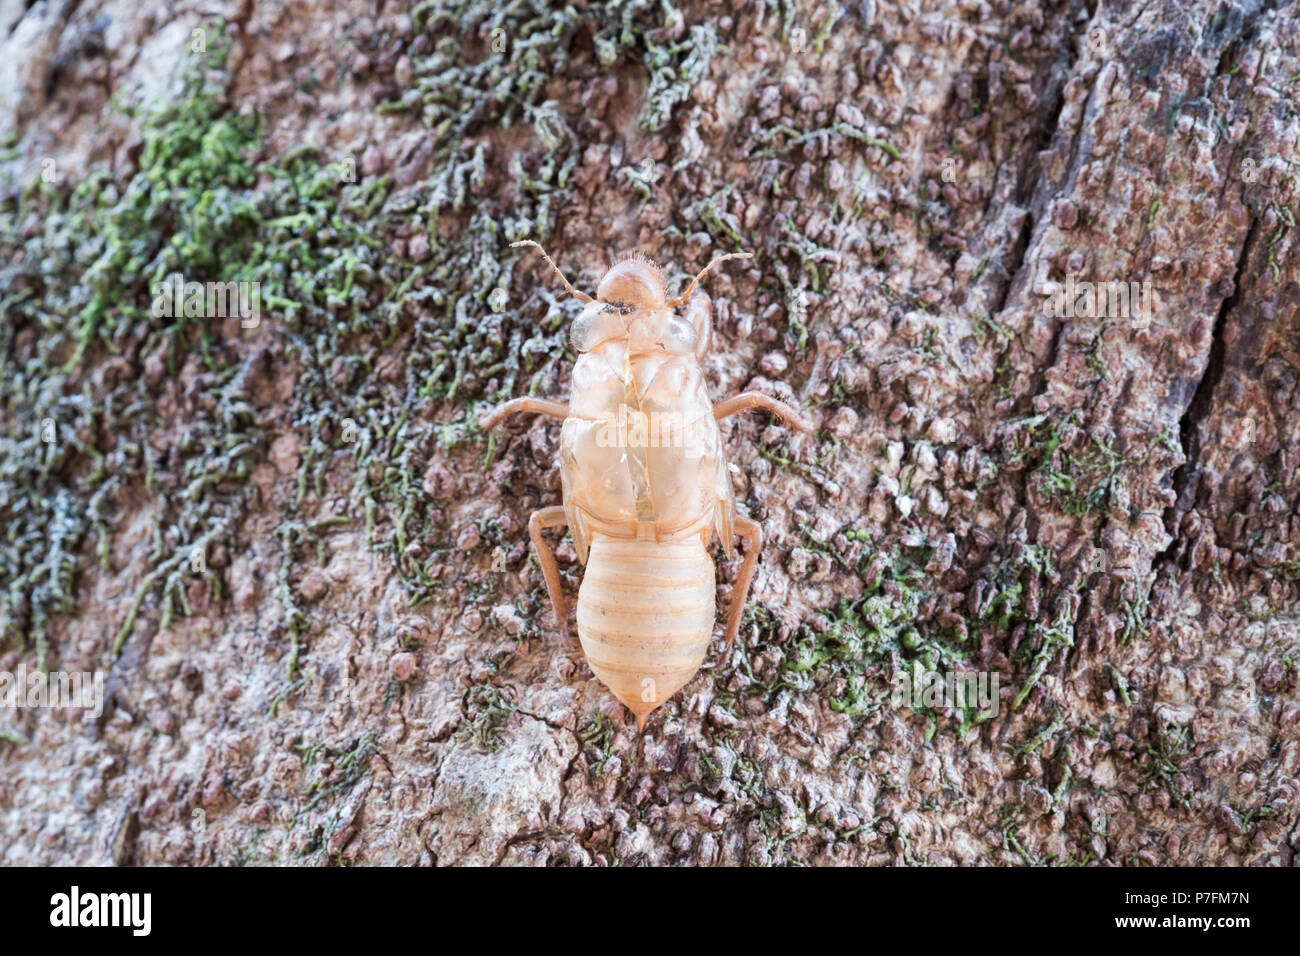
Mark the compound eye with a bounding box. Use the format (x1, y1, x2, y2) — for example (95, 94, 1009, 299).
(627, 312, 697, 354)
(662, 316, 698, 354)
(570, 303, 627, 352)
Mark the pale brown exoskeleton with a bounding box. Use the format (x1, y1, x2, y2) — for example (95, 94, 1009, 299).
(483, 240, 812, 731)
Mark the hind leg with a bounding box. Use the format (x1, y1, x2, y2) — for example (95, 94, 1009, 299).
(528, 506, 572, 642)
(721, 514, 763, 666)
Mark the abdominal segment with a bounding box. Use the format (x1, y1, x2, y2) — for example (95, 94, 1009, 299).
(576, 534, 716, 729)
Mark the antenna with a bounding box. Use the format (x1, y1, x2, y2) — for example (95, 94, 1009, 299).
(666, 252, 752, 308)
(511, 240, 593, 302)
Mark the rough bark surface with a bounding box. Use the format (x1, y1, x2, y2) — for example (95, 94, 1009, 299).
(1, 0, 1298, 866)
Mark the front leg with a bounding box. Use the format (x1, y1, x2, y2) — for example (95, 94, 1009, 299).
(713, 391, 814, 432)
(480, 396, 569, 430)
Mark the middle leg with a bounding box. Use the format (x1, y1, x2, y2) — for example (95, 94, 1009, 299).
(713, 391, 814, 432)
(481, 396, 569, 430)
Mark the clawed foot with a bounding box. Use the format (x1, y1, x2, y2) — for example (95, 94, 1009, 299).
(556, 616, 578, 651)
(717, 636, 739, 670)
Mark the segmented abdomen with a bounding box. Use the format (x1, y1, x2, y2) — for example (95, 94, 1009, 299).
(577, 533, 715, 730)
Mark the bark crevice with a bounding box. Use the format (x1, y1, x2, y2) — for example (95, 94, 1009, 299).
(1157, 215, 1258, 569)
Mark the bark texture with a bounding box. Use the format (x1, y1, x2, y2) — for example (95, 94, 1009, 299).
(1, 0, 1298, 865)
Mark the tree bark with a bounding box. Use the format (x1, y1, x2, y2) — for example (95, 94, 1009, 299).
(0, 0, 1296, 865)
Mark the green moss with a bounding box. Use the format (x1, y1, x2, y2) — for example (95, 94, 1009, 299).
(300, 730, 381, 815)
(999, 802, 1044, 866)
(1142, 723, 1193, 810)
(579, 715, 617, 775)
(640, 23, 718, 133)
(749, 543, 972, 732)
(1051, 741, 1073, 807)
(735, 526, 1079, 735)
(463, 682, 517, 752)
(1106, 661, 1133, 706)
(2, 28, 264, 668)
(1119, 588, 1151, 645)
(1233, 802, 1279, 831)
(1009, 413, 1144, 518)
(1011, 600, 1075, 710)
(1012, 715, 1065, 758)
(755, 121, 900, 164)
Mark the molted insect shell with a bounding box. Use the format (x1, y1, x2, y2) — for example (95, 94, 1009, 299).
(490, 240, 801, 732)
